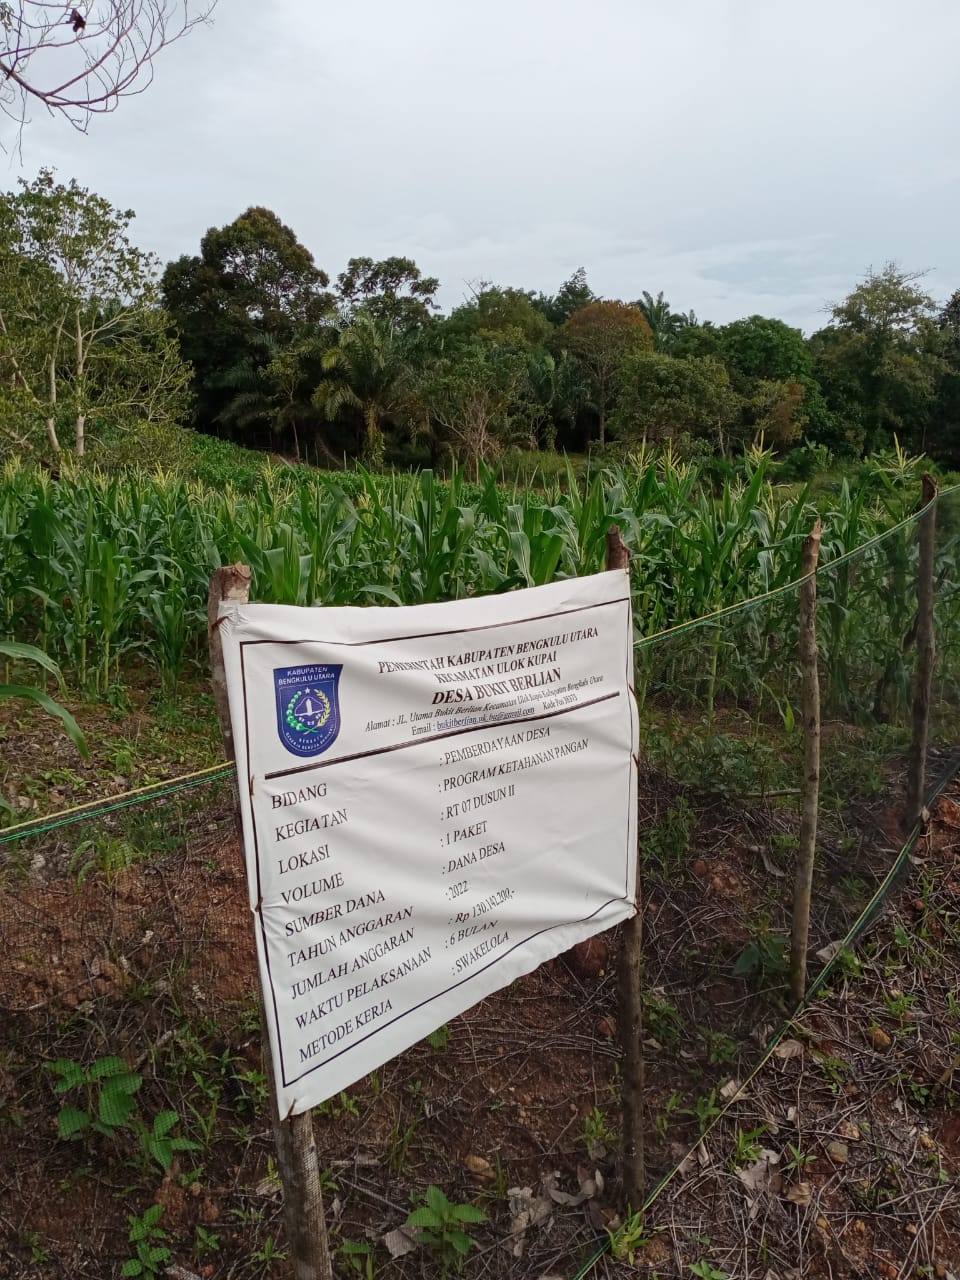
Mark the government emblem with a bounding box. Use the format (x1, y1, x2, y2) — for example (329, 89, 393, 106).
(273, 664, 342, 758)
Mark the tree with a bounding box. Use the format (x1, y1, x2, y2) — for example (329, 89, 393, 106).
(445, 284, 553, 349)
(560, 301, 653, 445)
(940, 288, 960, 345)
(806, 327, 870, 454)
(313, 315, 416, 469)
(162, 207, 333, 441)
(260, 336, 338, 463)
(672, 317, 832, 449)
(812, 263, 945, 455)
(0, 169, 190, 457)
(549, 347, 593, 448)
(715, 316, 832, 446)
(0, 228, 61, 453)
(931, 287, 960, 465)
(211, 333, 339, 463)
(336, 256, 439, 330)
(613, 351, 739, 452)
(746, 379, 806, 449)
(672, 322, 722, 360)
(204, 333, 279, 440)
(524, 348, 558, 450)
(533, 268, 596, 327)
(831, 263, 937, 336)
(416, 339, 533, 479)
(633, 291, 693, 352)
(0, 0, 214, 132)
(717, 315, 814, 384)
(180, 206, 331, 337)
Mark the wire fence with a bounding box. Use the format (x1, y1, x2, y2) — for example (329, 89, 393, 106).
(1, 485, 957, 1279)
(0, 768, 251, 1025)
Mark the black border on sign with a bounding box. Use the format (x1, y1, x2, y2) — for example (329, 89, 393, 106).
(264, 690, 618, 780)
(237, 589, 637, 1092)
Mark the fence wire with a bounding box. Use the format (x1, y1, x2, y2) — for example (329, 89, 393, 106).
(633, 487, 958, 1177)
(0, 771, 253, 1018)
(0, 486, 957, 1280)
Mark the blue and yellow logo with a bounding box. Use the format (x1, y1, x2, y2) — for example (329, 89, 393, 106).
(273, 664, 342, 758)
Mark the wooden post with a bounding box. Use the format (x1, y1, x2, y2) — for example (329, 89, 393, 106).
(906, 473, 938, 827)
(208, 564, 333, 1280)
(609, 525, 645, 1209)
(789, 521, 822, 1007)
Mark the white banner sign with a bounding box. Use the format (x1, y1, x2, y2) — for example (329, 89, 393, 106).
(219, 569, 637, 1116)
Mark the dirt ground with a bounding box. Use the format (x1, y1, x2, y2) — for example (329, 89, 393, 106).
(0, 690, 958, 1279)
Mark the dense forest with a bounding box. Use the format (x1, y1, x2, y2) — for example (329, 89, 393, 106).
(3, 169, 960, 475)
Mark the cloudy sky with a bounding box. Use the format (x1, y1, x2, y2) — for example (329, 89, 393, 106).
(8, 0, 960, 332)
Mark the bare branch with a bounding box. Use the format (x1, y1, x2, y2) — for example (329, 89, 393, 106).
(0, 0, 215, 132)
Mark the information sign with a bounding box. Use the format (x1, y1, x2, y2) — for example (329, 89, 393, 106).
(219, 569, 637, 1115)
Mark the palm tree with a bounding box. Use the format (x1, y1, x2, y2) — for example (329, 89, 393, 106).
(634, 291, 692, 352)
(312, 315, 413, 468)
(525, 349, 557, 449)
(212, 337, 278, 438)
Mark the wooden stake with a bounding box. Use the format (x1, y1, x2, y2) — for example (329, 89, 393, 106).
(907, 474, 938, 827)
(608, 525, 645, 1209)
(790, 521, 822, 1007)
(208, 564, 333, 1280)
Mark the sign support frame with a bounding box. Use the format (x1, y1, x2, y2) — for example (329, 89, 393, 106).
(210, 542, 644, 1251)
(208, 562, 333, 1280)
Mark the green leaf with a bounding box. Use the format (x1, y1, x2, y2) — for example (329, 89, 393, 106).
(424, 1185, 448, 1216)
(733, 943, 759, 977)
(357, 583, 404, 605)
(0, 684, 88, 757)
(452, 1204, 487, 1223)
(99, 1076, 140, 1128)
(149, 1138, 174, 1171)
(151, 1109, 179, 1139)
(141, 1204, 164, 1230)
(405, 1207, 443, 1229)
(447, 1230, 475, 1254)
(119, 1261, 142, 1277)
(89, 1056, 128, 1081)
(0, 640, 64, 681)
(49, 1058, 85, 1092)
(57, 1105, 90, 1138)
(102, 1070, 142, 1096)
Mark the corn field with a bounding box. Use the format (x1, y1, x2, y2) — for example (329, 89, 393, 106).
(1, 453, 958, 729)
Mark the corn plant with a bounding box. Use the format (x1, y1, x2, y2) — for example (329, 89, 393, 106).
(0, 642, 87, 815)
(1, 453, 955, 744)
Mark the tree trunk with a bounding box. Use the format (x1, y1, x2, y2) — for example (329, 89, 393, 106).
(207, 565, 334, 1280)
(0, 308, 56, 452)
(45, 353, 61, 455)
(906, 473, 938, 825)
(363, 406, 384, 470)
(608, 525, 645, 1209)
(789, 521, 822, 1006)
(74, 308, 86, 456)
(44, 416, 61, 455)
